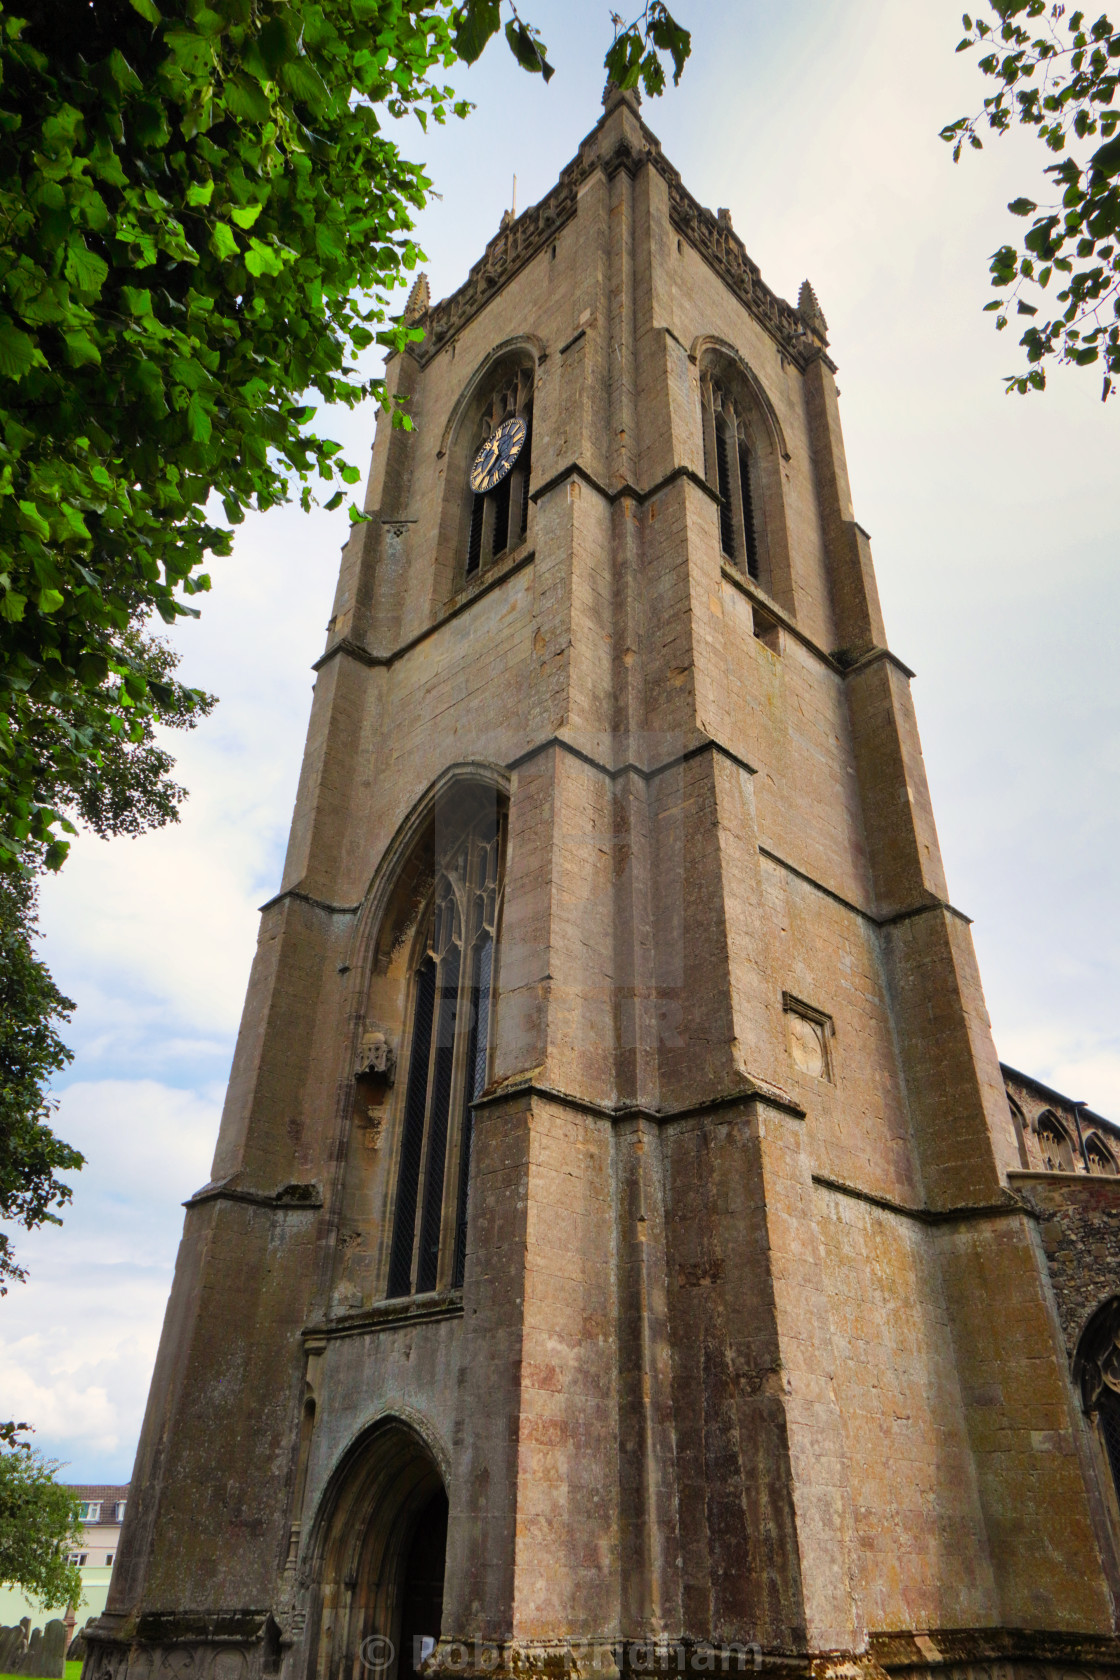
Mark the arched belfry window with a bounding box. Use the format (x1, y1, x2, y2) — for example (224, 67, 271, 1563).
(464, 366, 533, 581)
(696, 352, 793, 611)
(387, 812, 503, 1298)
(1075, 1298, 1120, 1513)
(703, 378, 761, 582)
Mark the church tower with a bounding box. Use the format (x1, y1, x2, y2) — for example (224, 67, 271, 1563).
(88, 86, 1120, 1680)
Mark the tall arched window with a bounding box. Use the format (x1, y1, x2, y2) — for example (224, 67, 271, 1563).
(1037, 1110, 1076, 1172)
(695, 351, 797, 611)
(464, 367, 533, 581)
(387, 813, 502, 1298)
(1075, 1298, 1120, 1512)
(702, 377, 761, 582)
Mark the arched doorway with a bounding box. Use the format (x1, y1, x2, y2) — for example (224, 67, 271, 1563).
(307, 1419, 448, 1680)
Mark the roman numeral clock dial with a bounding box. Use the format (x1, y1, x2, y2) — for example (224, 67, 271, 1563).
(469, 415, 527, 494)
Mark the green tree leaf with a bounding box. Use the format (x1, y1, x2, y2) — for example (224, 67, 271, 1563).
(244, 236, 284, 276)
(281, 56, 331, 109)
(453, 0, 501, 64)
(223, 74, 271, 123)
(504, 19, 554, 82)
(210, 220, 239, 260)
(229, 201, 263, 229)
(185, 391, 212, 442)
(1091, 133, 1120, 176)
(0, 321, 35, 380)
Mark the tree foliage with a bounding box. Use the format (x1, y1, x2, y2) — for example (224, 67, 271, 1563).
(449, 2, 691, 97)
(0, 0, 465, 873)
(0, 1437, 83, 1609)
(0, 0, 690, 874)
(944, 2, 1120, 396)
(0, 873, 81, 1292)
(604, 3, 691, 99)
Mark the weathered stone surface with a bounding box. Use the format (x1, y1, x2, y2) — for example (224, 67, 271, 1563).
(1, 1621, 68, 1680)
(85, 82, 1120, 1680)
(0, 1621, 29, 1670)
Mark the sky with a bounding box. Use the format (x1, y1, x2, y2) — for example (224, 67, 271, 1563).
(1, 0, 1118, 1488)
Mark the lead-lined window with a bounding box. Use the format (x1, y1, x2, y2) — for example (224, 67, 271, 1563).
(387, 816, 503, 1298)
(703, 376, 762, 583)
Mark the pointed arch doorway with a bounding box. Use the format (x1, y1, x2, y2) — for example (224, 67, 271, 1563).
(307, 1419, 448, 1680)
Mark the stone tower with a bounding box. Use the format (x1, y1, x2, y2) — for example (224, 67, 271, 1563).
(89, 86, 1120, 1680)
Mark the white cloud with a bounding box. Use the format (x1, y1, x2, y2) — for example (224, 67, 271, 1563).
(0, 1082, 221, 1475)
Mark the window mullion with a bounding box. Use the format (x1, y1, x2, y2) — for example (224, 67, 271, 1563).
(387, 956, 436, 1299)
(739, 439, 761, 583)
(466, 494, 485, 577)
(415, 944, 461, 1293)
(435, 941, 478, 1294)
(481, 493, 497, 568)
(727, 416, 749, 570)
(701, 378, 717, 494)
(452, 935, 493, 1290)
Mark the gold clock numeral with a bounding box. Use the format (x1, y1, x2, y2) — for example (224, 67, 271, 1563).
(470, 415, 527, 495)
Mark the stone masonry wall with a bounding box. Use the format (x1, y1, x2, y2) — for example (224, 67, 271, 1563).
(1012, 1174, 1120, 1359)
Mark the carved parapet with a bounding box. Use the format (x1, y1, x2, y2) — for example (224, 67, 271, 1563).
(418, 104, 825, 373)
(423, 164, 587, 354)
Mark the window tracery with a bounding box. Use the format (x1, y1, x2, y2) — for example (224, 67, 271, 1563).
(696, 357, 794, 609)
(703, 378, 761, 582)
(387, 814, 503, 1298)
(464, 367, 533, 581)
(1007, 1096, 1031, 1168)
(1036, 1110, 1075, 1172)
(1075, 1297, 1120, 1513)
(1085, 1133, 1119, 1175)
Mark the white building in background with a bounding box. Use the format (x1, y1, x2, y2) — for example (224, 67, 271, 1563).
(0, 1484, 129, 1637)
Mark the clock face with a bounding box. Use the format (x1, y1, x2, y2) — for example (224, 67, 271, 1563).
(470, 415, 527, 494)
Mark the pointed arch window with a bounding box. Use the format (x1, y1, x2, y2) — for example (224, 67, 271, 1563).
(464, 367, 533, 581)
(1036, 1110, 1076, 1173)
(1086, 1133, 1119, 1175)
(387, 815, 503, 1298)
(1075, 1298, 1120, 1516)
(1007, 1095, 1031, 1169)
(702, 377, 762, 583)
